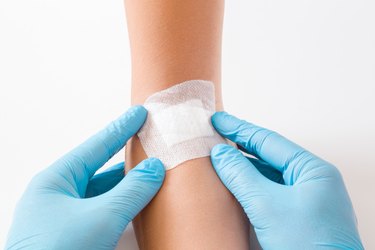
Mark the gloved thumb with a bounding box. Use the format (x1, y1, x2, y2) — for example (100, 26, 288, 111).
(210, 144, 271, 217)
(100, 157, 165, 225)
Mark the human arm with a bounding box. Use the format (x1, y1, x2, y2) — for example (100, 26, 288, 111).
(123, 0, 250, 249)
(210, 111, 364, 250)
(125, 0, 224, 106)
(5, 106, 165, 250)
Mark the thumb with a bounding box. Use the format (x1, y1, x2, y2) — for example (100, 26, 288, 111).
(210, 144, 272, 217)
(101, 158, 165, 224)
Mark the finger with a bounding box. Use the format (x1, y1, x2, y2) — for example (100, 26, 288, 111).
(238, 142, 284, 184)
(51, 105, 147, 179)
(85, 162, 125, 198)
(211, 111, 307, 173)
(100, 158, 165, 225)
(210, 144, 271, 217)
(247, 157, 284, 184)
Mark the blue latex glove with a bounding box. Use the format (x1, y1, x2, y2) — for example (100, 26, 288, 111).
(6, 106, 165, 250)
(210, 112, 364, 250)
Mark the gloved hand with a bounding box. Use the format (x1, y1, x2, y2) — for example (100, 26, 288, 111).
(210, 112, 364, 250)
(5, 106, 165, 250)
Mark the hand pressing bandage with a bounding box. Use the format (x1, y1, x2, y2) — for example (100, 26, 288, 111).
(137, 80, 227, 170)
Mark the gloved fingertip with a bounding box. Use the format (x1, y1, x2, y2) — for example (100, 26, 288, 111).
(211, 143, 234, 157)
(212, 111, 228, 119)
(128, 105, 147, 116)
(211, 111, 240, 133)
(111, 105, 148, 141)
(99, 157, 165, 224)
(132, 157, 165, 181)
(211, 111, 229, 125)
(121, 105, 147, 123)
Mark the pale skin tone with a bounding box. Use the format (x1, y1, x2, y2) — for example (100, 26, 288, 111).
(124, 0, 250, 249)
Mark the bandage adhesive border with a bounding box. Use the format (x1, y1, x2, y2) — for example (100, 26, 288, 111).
(137, 79, 227, 170)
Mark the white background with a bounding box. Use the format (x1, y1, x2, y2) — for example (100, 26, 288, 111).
(1, 0, 374, 248)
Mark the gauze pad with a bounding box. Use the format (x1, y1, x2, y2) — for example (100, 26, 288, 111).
(137, 79, 227, 170)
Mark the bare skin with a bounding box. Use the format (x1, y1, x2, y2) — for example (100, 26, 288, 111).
(124, 0, 250, 249)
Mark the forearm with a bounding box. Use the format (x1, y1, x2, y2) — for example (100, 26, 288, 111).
(124, 0, 249, 249)
(125, 0, 224, 108)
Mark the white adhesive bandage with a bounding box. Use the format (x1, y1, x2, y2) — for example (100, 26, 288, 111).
(137, 79, 227, 170)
